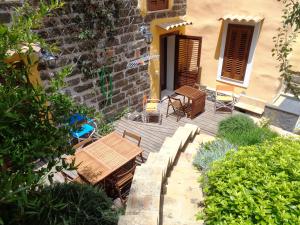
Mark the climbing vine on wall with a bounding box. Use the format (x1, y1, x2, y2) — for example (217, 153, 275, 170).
(98, 66, 113, 106)
(273, 0, 300, 97)
(72, 0, 123, 104)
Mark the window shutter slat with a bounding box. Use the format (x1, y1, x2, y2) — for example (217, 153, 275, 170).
(222, 24, 254, 81)
(147, 0, 168, 11)
(175, 35, 202, 88)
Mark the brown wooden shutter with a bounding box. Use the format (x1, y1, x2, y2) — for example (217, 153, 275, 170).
(175, 35, 202, 88)
(147, 0, 168, 11)
(222, 24, 254, 81)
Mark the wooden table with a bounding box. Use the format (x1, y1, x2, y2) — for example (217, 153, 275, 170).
(175, 85, 206, 119)
(73, 132, 143, 185)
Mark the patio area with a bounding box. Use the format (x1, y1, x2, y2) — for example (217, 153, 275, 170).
(115, 99, 239, 161)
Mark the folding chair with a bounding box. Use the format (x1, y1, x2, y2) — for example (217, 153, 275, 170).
(142, 95, 162, 124)
(214, 85, 235, 113)
(166, 96, 190, 122)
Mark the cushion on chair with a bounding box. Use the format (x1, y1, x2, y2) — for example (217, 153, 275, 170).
(71, 123, 95, 138)
(216, 95, 234, 102)
(145, 103, 158, 112)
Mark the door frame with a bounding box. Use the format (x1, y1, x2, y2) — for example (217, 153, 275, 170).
(159, 31, 179, 99)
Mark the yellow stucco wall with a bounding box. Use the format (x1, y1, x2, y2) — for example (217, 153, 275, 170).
(148, 18, 186, 98)
(5, 52, 42, 87)
(290, 35, 300, 72)
(185, 0, 287, 102)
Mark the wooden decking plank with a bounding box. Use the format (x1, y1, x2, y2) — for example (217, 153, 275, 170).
(115, 123, 166, 152)
(114, 99, 238, 161)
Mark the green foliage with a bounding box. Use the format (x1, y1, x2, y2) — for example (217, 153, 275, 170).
(193, 139, 237, 171)
(0, 1, 107, 221)
(78, 30, 94, 40)
(273, 0, 300, 97)
(203, 138, 300, 224)
(218, 115, 278, 146)
(1, 183, 119, 225)
(98, 66, 113, 106)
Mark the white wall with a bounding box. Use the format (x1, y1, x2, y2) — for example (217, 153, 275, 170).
(166, 35, 175, 90)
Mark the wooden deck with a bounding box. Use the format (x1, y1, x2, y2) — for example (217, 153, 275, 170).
(115, 99, 239, 160)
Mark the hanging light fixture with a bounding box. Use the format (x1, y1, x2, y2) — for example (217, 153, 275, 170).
(40, 49, 57, 68)
(140, 24, 153, 45)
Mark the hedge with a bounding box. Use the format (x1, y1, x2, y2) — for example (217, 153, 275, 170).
(203, 138, 300, 224)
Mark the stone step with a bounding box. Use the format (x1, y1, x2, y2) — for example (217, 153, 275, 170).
(167, 167, 200, 177)
(162, 218, 203, 225)
(118, 213, 159, 225)
(126, 194, 160, 216)
(162, 136, 182, 151)
(146, 152, 171, 172)
(129, 176, 162, 198)
(159, 144, 180, 165)
(133, 166, 164, 185)
(184, 123, 200, 137)
(172, 126, 193, 148)
(195, 133, 215, 144)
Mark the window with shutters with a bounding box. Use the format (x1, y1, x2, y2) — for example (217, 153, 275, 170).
(147, 0, 168, 11)
(221, 24, 254, 82)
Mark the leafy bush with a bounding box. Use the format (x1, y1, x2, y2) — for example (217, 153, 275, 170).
(1, 183, 119, 225)
(218, 115, 278, 146)
(193, 139, 236, 171)
(203, 138, 300, 224)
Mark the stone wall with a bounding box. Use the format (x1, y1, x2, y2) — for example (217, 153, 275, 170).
(0, 1, 21, 24)
(1, 0, 187, 118)
(37, 0, 150, 118)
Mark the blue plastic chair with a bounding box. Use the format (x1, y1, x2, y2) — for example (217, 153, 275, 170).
(69, 114, 98, 141)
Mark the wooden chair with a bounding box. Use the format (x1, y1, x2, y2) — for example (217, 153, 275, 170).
(142, 94, 162, 124)
(214, 85, 235, 113)
(122, 130, 144, 163)
(166, 96, 190, 122)
(109, 162, 136, 204)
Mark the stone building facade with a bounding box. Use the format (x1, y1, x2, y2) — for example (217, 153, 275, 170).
(0, 0, 187, 118)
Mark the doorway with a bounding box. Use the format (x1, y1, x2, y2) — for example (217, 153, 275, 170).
(160, 33, 177, 100)
(160, 33, 202, 100)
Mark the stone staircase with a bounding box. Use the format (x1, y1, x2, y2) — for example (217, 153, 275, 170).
(118, 123, 201, 225)
(162, 133, 214, 225)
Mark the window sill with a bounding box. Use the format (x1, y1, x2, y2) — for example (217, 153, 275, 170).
(217, 77, 248, 88)
(147, 8, 171, 14)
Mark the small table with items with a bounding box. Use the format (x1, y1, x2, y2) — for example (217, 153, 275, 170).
(175, 85, 206, 119)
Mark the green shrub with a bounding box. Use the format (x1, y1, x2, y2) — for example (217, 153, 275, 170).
(1, 183, 119, 225)
(203, 138, 300, 224)
(193, 139, 237, 171)
(218, 115, 278, 146)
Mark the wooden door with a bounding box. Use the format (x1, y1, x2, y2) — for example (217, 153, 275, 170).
(222, 24, 254, 81)
(175, 35, 202, 89)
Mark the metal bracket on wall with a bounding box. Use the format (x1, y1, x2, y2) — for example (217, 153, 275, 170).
(127, 54, 160, 69)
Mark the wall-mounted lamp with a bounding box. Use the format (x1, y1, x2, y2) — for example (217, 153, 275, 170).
(140, 25, 153, 45)
(40, 49, 57, 68)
